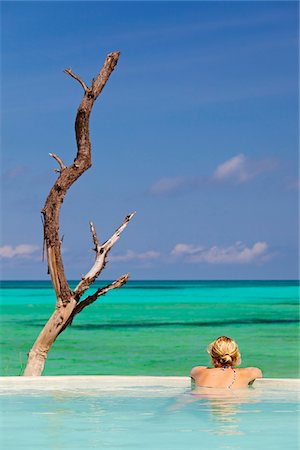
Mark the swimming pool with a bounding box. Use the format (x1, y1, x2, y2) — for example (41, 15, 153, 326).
(1, 376, 299, 449)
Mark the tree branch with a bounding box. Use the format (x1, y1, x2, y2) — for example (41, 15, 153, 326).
(90, 221, 100, 252)
(74, 274, 129, 316)
(58, 274, 129, 334)
(73, 212, 135, 301)
(64, 68, 91, 93)
(42, 51, 121, 306)
(49, 153, 67, 172)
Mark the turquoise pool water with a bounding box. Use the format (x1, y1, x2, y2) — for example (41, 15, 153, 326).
(1, 378, 299, 450)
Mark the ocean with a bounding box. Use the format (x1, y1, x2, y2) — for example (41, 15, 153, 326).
(0, 280, 299, 378)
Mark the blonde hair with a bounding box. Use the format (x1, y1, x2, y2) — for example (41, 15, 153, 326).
(207, 336, 241, 368)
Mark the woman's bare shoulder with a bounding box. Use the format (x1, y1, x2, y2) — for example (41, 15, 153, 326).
(190, 366, 207, 377)
(239, 367, 263, 378)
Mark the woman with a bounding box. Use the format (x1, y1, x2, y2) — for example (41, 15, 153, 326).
(190, 336, 262, 389)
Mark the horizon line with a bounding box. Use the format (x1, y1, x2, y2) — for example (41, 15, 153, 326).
(0, 279, 299, 282)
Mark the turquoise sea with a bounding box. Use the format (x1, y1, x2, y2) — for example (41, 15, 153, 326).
(0, 280, 299, 377)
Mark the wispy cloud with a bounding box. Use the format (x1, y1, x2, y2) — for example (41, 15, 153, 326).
(2, 165, 28, 185)
(0, 244, 39, 259)
(149, 177, 187, 195)
(3, 165, 27, 179)
(84, 9, 295, 55)
(149, 153, 277, 197)
(213, 154, 247, 182)
(149, 175, 206, 196)
(171, 241, 269, 264)
(110, 250, 160, 262)
(285, 178, 300, 191)
(213, 153, 277, 183)
(171, 244, 204, 256)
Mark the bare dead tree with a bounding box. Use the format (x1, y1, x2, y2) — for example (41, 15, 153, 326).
(24, 51, 134, 376)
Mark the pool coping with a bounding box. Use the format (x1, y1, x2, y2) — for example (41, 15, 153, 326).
(0, 376, 299, 391)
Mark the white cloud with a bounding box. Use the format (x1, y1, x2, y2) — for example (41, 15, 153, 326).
(110, 250, 160, 262)
(213, 154, 248, 182)
(171, 243, 204, 256)
(0, 244, 39, 259)
(170, 241, 269, 264)
(149, 176, 187, 195)
(213, 153, 276, 183)
(149, 154, 276, 196)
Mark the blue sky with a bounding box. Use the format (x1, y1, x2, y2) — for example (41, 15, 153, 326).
(1, 1, 299, 280)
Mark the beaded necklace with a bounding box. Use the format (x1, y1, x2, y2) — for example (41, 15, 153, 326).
(220, 365, 236, 389)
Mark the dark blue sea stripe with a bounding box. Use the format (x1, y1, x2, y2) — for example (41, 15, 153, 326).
(20, 318, 300, 329)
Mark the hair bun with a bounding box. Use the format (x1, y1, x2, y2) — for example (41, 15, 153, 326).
(221, 354, 232, 364)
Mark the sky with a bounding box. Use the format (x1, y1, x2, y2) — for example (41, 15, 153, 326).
(1, 1, 299, 280)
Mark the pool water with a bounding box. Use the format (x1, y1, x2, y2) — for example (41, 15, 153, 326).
(1, 377, 299, 450)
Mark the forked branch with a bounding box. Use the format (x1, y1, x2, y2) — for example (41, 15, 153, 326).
(74, 274, 128, 317)
(58, 274, 129, 334)
(73, 212, 135, 301)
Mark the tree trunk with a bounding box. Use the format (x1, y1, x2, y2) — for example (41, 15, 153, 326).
(24, 301, 76, 376)
(24, 52, 134, 376)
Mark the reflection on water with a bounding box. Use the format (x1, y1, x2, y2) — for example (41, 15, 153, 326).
(197, 387, 260, 435)
(169, 386, 262, 437)
(194, 387, 262, 436)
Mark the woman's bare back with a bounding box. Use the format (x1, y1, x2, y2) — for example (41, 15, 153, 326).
(190, 366, 262, 389)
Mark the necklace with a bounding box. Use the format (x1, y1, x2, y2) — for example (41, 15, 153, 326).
(220, 365, 236, 389)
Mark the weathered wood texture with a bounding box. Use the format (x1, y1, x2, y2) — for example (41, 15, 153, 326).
(24, 52, 133, 376)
